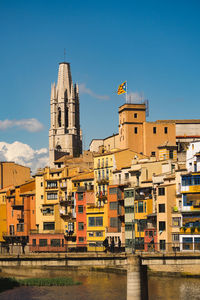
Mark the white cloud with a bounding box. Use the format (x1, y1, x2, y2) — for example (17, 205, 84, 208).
(0, 118, 44, 132)
(0, 141, 49, 174)
(79, 83, 110, 100)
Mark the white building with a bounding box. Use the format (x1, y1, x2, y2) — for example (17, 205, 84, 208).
(186, 140, 200, 173)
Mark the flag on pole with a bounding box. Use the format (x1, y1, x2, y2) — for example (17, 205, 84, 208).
(117, 81, 127, 95)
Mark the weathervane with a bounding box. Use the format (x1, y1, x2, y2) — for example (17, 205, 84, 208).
(64, 48, 66, 62)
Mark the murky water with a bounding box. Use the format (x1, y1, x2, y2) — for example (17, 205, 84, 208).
(0, 270, 200, 299)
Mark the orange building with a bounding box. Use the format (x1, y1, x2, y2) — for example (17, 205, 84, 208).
(4, 179, 36, 252)
(107, 185, 125, 247)
(0, 162, 30, 189)
(118, 103, 176, 159)
(76, 189, 95, 250)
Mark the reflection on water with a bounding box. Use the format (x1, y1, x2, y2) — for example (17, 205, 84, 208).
(0, 271, 126, 300)
(0, 269, 200, 300)
(149, 276, 200, 300)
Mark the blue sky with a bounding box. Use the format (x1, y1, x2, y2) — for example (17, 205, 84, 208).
(0, 0, 200, 152)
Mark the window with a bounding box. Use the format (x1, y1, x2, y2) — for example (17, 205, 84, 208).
(124, 190, 134, 198)
(17, 223, 24, 232)
(51, 239, 60, 247)
(39, 239, 47, 247)
(125, 223, 132, 231)
(41, 182, 43, 187)
(47, 181, 57, 188)
(151, 152, 156, 157)
(137, 220, 146, 232)
(164, 127, 168, 134)
(78, 193, 83, 200)
(47, 193, 57, 200)
(96, 231, 103, 237)
(68, 222, 74, 232)
(110, 217, 118, 227)
(109, 188, 118, 194)
(159, 204, 165, 213)
(32, 239, 36, 246)
(138, 201, 144, 213)
(172, 234, 179, 242)
(41, 195, 43, 200)
(88, 216, 103, 227)
(134, 113, 137, 118)
(134, 127, 138, 134)
(96, 217, 103, 226)
(172, 217, 181, 227)
(102, 158, 104, 168)
(169, 150, 173, 159)
(78, 222, 84, 230)
(79, 237, 84, 242)
(125, 206, 134, 213)
(78, 205, 84, 213)
(125, 173, 129, 180)
(158, 187, 165, 196)
(42, 207, 54, 215)
(160, 240, 166, 250)
(159, 221, 166, 231)
(43, 222, 55, 230)
(183, 237, 193, 250)
(110, 202, 118, 210)
(153, 127, 156, 134)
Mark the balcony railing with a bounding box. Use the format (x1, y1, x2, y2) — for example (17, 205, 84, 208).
(96, 191, 107, 199)
(97, 177, 109, 185)
(135, 194, 152, 200)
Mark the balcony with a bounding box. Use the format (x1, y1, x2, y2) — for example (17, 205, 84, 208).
(60, 210, 73, 219)
(97, 177, 109, 185)
(135, 193, 152, 200)
(96, 191, 107, 199)
(59, 196, 74, 205)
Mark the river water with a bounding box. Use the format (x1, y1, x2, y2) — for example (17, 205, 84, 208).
(0, 270, 200, 300)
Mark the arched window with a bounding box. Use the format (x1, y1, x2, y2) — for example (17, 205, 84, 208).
(58, 107, 61, 127)
(56, 145, 62, 151)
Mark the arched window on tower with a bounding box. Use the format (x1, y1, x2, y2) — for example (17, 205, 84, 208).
(65, 107, 68, 131)
(56, 145, 62, 151)
(58, 107, 61, 127)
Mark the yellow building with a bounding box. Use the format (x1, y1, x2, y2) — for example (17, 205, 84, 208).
(158, 142, 177, 161)
(134, 185, 153, 247)
(0, 186, 11, 244)
(34, 166, 92, 247)
(86, 203, 108, 251)
(94, 148, 146, 206)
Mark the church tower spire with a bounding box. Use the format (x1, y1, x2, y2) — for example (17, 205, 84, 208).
(49, 62, 82, 167)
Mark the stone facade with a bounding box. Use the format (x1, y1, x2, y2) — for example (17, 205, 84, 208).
(49, 62, 82, 167)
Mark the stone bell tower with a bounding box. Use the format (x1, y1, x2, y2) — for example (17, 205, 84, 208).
(49, 62, 82, 167)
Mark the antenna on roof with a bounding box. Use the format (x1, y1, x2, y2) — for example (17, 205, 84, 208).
(64, 48, 66, 62)
(145, 99, 149, 118)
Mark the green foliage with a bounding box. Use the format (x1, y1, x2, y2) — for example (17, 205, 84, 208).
(18, 277, 81, 286)
(0, 277, 81, 293)
(190, 226, 196, 234)
(181, 226, 187, 232)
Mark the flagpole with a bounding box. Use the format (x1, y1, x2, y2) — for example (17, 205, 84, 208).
(126, 81, 128, 103)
